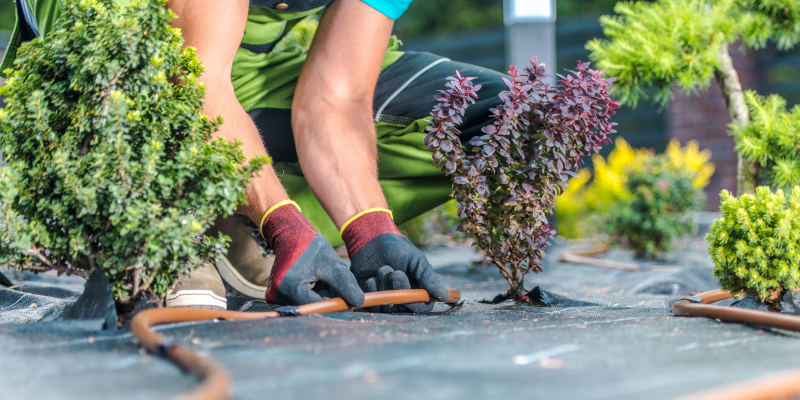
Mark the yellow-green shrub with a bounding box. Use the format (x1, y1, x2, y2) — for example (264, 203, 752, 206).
(708, 187, 800, 311)
(606, 158, 702, 258)
(556, 138, 648, 238)
(556, 137, 713, 239)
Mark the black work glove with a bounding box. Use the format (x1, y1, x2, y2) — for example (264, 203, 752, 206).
(261, 202, 364, 306)
(341, 209, 449, 313)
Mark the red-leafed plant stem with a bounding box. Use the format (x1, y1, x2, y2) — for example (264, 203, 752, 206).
(425, 60, 619, 301)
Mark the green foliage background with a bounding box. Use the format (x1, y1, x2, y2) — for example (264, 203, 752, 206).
(587, 0, 800, 108)
(0, 0, 265, 302)
(736, 0, 800, 50)
(587, 0, 800, 194)
(394, 0, 618, 40)
(0, 1, 13, 33)
(394, 0, 503, 39)
(708, 187, 800, 308)
(586, 0, 738, 107)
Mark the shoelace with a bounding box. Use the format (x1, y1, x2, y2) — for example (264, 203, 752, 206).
(242, 215, 274, 258)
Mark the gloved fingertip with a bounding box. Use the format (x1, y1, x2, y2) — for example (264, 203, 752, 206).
(377, 265, 395, 275)
(419, 273, 450, 302)
(293, 288, 324, 305)
(328, 267, 366, 306)
(388, 270, 411, 289)
(402, 301, 435, 314)
(431, 285, 451, 302)
(344, 290, 366, 307)
(361, 277, 378, 293)
(338, 279, 365, 306)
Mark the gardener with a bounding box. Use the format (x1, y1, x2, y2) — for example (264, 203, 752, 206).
(3, 0, 506, 310)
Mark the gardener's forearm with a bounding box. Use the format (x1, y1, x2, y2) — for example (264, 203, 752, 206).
(201, 78, 290, 224)
(168, 0, 288, 224)
(294, 100, 388, 226)
(292, 0, 393, 227)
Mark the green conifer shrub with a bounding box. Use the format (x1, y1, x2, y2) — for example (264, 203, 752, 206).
(606, 158, 702, 259)
(737, 0, 800, 50)
(707, 187, 800, 311)
(587, 0, 737, 108)
(587, 0, 800, 193)
(0, 0, 266, 305)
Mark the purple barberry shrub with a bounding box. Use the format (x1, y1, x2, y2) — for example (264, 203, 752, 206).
(425, 60, 619, 300)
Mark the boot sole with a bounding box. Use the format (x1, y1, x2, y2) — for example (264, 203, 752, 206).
(215, 255, 267, 299)
(165, 289, 227, 310)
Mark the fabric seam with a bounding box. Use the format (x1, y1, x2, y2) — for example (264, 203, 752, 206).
(374, 57, 450, 123)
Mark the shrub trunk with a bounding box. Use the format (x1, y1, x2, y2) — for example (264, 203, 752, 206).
(763, 287, 786, 313)
(714, 42, 758, 195)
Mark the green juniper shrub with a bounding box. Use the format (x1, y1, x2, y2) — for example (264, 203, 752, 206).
(0, 0, 267, 305)
(606, 158, 701, 259)
(587, 0, 800, 194)
(708, 187, 800, 311)
(586, 0, 737, 108)
(736, 0, 800, 50)
(588, 0, 800, 108)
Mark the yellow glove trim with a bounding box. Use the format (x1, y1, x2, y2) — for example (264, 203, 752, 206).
(338, 207, 394, 237)
(259, 200, 301, 239)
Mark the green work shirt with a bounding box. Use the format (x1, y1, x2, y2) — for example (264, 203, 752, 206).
(231, 5, 402, 112)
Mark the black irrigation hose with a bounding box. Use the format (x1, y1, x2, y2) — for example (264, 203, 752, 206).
(673, 288, 800, 400)
(131, 289, 462, 400)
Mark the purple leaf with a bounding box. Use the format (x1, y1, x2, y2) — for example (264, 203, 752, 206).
(426, 60, 619, 298)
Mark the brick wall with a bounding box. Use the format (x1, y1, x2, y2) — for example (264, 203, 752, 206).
(667, 47, 760, 210)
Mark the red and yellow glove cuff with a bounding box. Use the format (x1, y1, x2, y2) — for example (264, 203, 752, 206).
(340, 208, 402, 256)
(258, 199, 317, 303)
(259, 199, 301, 240)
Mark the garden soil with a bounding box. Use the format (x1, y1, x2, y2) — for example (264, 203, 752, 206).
(3, 226, 800, 399)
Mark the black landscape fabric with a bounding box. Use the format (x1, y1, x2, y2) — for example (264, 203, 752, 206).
(3, 234, 800, 400)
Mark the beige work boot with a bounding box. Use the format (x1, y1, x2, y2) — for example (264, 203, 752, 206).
(209, 211, 274, 299)
(165, 262, 227, 309)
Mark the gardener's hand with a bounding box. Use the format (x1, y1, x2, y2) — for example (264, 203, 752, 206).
(341, 209, 449, 313)
(261, 201, 364, 306)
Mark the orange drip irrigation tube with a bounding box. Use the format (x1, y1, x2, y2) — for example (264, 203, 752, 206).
(675, 367, 800, 400)
(132, 285, 800, 400)
(673, 288, 800, 400)
(130, 289, 461, 400)
(672, 288, 800, 331)
(558, 243, 641, 271)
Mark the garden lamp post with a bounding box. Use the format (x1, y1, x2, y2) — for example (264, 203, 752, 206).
(504, 0, 556, 84)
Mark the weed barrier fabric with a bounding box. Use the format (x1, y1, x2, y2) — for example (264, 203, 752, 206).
(4, 236, 800, 399)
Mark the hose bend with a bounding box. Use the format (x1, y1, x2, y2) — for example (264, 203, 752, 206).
(671, 288, 800, 331)
(131, 289, 461, 400)
(673, 288, 800, 400)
